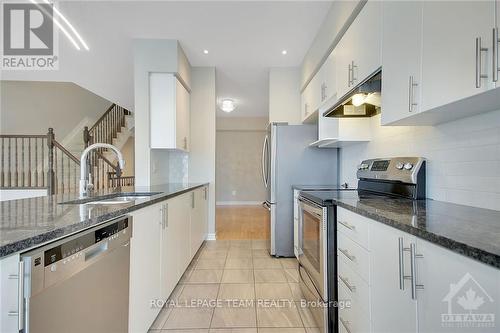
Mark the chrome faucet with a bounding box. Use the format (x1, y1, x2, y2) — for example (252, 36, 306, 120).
(79, 143, 125, 197)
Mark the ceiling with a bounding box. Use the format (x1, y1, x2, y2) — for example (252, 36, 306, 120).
(3, 1, 332, 118)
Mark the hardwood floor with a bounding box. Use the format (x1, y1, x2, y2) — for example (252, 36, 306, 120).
(216, 205, 269, 240)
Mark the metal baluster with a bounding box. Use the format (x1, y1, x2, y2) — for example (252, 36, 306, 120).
(1, 137, 4, 187)
(35, 138, 38, 187)
(8, 138, 12, 186)
(61, 149, 64, 194)
(41, 138, 45, 187)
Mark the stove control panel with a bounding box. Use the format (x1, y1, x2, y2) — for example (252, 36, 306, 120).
(357, 157, 425, 185)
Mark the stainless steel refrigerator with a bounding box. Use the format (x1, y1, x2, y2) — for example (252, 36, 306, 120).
(261, 123, 338, 257)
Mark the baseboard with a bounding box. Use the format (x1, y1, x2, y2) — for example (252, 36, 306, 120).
(206, 233, 216, 241)
(216, 201, 262, 206)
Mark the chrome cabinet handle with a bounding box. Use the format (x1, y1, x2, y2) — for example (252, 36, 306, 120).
(475, 37, 488, 88)
(18, 261, 24, 331)
(339, 248, 356, 262)
(348, 63, 352, 87)
(350, 61, 357, 86)
(493, 28, 499, 82)
(191, 192, 195, 209)
(408, 76, 418, 112)
(339, 317, 352, 333)
(339, 275, 356, 292)
(409, 243, 424, 300)
(304, 103, 309, 116)
(338, 220, 355, 231)
(398, 237, 405, 290)
(164, 203, 169, 228)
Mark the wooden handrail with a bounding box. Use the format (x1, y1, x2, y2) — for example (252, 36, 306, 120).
(0, 134, 47, 139)
(89, 103, 117, 131)
(53, 140, 80, 164)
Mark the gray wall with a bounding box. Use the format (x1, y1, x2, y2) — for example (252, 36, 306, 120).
(0, 80, 112, 140)
(216, 117, 268, 204)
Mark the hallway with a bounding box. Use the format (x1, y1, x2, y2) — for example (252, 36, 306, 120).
(216, 206, 269, 240)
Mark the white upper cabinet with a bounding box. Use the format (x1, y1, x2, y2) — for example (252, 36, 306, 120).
(150, 73, 191, 151)
(420, 1, 495, 112)
(381, 0, 423, 125)
(301, 73, 321, 123)
(322, 50, 337, 105)
(336, 1, 382, 99)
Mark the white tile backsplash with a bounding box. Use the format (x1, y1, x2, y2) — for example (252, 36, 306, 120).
(339, 110, 500, 211)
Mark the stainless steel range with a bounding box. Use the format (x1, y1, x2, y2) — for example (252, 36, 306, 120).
(297, 157, 426, 333)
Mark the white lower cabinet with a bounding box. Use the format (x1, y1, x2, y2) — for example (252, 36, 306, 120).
(338, 207, 500, 333)
(129, 203, 163, 333)
(0, 254, 20, 333)
(370, 220, 417, 333)
(129, 187, 208, 333)
(415, 239, 500, 333)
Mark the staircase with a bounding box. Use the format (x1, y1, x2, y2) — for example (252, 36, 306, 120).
(0, 104, 135, 195)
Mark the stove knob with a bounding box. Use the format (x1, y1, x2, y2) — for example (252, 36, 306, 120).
(404, 162, 414, 170)
(396, 162, 404, 170)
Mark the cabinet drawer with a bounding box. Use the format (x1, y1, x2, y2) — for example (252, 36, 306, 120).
(338, 283, 371, 333)
(338, 231, 370, 283)
(338, 254, 370, 315)
(0, 254, 20, 333)
(337, 207, 370, 249)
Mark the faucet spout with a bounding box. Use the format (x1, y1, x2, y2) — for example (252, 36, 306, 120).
(79, 143, 125, 197)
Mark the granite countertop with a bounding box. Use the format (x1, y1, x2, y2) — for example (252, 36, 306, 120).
(300, 190, 500, 269)
(292, 184, 345, 191)
(0, 183, 208, 259)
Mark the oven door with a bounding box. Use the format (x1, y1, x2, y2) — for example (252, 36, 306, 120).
(298, 197, 327, 301)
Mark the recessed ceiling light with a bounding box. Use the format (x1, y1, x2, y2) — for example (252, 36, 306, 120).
(203, 49, 209, 54)
(220, 99, 236, 113)
(282, 50, 287, 55)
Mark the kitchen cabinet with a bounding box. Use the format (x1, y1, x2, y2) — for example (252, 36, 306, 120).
(336, 1, 381, 99)
(415, 239, 500, 333)
(167, 193, 192, 276)
(301, 73, 321, 123)
(160, 201, 179, 301)
(420, 1, 494, 112)
(321, 50, 337, 106)
(370, 220, 418, 333)
(190, 186, 208, 257)
(129, 203, 163, 333)
(381, 0, 423, 125)
(0, 254, 20, 333)
(150, 73, 191, 152)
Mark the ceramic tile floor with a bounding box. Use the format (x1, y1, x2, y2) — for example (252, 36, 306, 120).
(149, 240, 321, 333)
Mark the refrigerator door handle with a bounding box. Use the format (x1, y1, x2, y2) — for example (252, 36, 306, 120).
(261, 135, 269, 188)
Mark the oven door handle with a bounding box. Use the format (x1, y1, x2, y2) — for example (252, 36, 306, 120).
(299, 264, 327, 302)
(298, 198, 323, 218)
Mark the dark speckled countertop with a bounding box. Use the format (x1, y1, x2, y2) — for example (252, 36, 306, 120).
(300, 190, 500, 269)
(0, 183, 208, 259)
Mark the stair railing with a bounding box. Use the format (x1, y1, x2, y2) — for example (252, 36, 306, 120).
(0, 128, 80, 195)
(83, 103, 134, 190)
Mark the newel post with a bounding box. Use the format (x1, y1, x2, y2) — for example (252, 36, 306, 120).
(83, 126, 91, 148)
(46, 128, 55, 195)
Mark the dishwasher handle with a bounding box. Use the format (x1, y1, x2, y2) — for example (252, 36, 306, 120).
(85, 241, 109, 262)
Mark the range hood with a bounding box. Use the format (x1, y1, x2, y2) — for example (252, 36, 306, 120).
(324, 69, 382, 118)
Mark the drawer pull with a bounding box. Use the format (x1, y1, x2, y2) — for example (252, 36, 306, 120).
(8, 274, 18, 280)
(339, 317, 352, 333)
(8, 311, 18, 317)
(339, 275, 356, 292)
(339, 248, 356, 262)
(338, 220, 355, 231)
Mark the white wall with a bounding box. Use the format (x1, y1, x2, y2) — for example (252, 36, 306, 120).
(0, 81, 111, 141)
(300, 0, 364, 89)
(339, 111, 500, 211)
(269, 68, 301, 125)
(189, 67, 217, 235)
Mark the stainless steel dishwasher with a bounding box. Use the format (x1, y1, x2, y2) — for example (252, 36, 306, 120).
(19, 216, 132, 333)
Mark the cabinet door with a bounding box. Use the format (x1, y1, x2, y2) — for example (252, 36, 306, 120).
(168, 193, 191, 275)
(323, 50, 337, 104)
(335, 32, 353, 99)
(421, 1, 495, 111)
(129, 204, 162, 333)
(162, 201, 179, 298)
(416, 239, 500, 333)
(370, 222, 418, 333)
(175, 79, 190, 152)
(190, 188, 207, 258)
(0, 254, 20, 333)
(150, 73, 176, 149)
(381, 1, 423, 125)
(351, 0, 382, 82)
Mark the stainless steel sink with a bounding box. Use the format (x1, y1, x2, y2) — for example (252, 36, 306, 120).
(59, 193, 161, 205)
